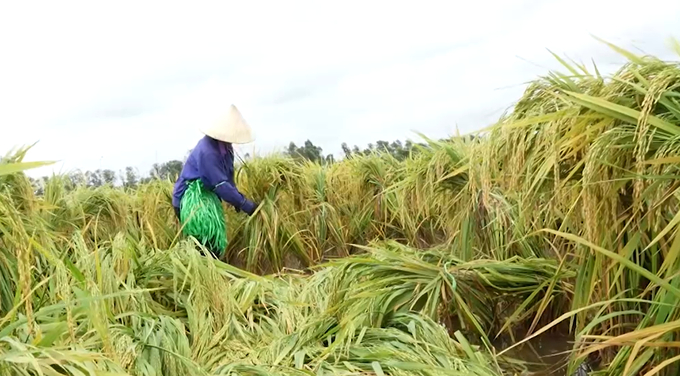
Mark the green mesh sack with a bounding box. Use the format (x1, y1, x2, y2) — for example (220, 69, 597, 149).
(179, 179, 227, 257)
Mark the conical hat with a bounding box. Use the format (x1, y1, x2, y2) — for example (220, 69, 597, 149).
(199, 104, 254, 144)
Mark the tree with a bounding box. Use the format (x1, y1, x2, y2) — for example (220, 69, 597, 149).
(340, 138, 424, 161)
(81, 169, 117, 187)
(285, 140, 328, 164)
(341, 143, 352, 159)
(85, 170, 103, 187)
(68, 171, 86, 188)
(101, 169, 117, 186)
(122, 166, 139, 189)
(150, 160, 183, 181)
(28, 177, 44, 196)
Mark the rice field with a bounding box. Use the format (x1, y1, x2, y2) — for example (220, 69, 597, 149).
(2, 41, 680, 375)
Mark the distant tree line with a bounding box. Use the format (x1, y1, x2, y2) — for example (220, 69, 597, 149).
(26, 136, 476, 193)
(286, 138, 439, 164)
(288, 136, 477, 163)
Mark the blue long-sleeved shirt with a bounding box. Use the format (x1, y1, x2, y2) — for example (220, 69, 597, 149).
(172, 136, 256, 215)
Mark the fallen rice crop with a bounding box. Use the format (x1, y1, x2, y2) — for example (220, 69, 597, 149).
(2, 39, 680, 375)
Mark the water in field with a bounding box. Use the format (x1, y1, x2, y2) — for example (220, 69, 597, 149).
(493, 330, 575, 375)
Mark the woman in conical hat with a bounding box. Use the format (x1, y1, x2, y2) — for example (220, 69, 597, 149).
(172, 104, 258, 258)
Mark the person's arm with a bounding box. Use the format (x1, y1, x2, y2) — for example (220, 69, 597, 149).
(196, 149, 257, 215)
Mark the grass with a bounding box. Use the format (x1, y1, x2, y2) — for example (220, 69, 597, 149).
(2, 38, 680, 375)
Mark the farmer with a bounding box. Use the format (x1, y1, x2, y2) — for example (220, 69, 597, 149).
(172, 104, 258, 258)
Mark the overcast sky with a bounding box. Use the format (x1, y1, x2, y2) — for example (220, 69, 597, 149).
(1, 1, 679, 178)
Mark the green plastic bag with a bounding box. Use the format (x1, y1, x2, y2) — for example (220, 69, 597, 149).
(179, 179, 227, 257)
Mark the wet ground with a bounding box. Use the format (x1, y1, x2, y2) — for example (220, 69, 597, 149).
(492, 330, 575, 375)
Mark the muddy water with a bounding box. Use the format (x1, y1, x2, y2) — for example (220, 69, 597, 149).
(493, 331, 575, 375)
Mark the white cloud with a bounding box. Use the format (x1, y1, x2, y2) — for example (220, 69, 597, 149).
(0, 0, 679, 178)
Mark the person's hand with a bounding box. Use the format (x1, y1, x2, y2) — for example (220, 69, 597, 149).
(241, 199, 258, 216)
(251, 202, 261, 216)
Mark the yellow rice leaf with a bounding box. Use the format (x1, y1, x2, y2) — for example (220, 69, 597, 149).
(0, 161, 54, 176)
(642, 156, 680, 165)
(563, 91, 680, 136)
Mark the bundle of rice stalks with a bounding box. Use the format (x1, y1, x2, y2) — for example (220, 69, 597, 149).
(227, 188, 312, 274)
(324, 160, 376, 252)
(319, 241, 575, 351)
(0, 146, 45, 215)
(131, 179, 178, 250)
(215, 313, 510, 376)
(236, 154, 304, 203)
(67, 186, 131, 243)
(383, 136, 471, 247)
(0, 334, 128, 376)
(296, 162, 346, 260)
